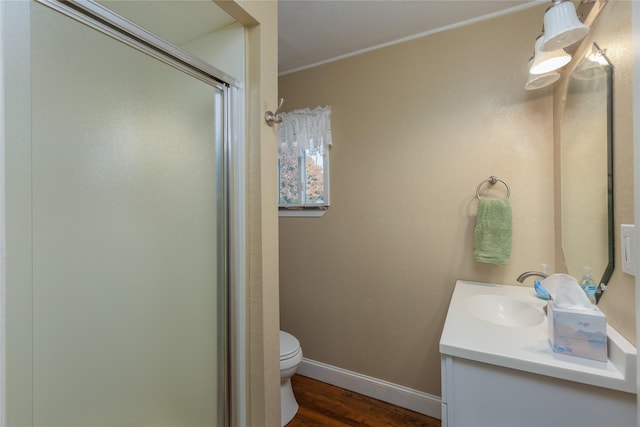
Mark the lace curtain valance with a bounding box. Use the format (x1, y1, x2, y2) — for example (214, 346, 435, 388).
(278, 106, 332, 156)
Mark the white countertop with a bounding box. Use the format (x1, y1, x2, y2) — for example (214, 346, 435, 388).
(439, 280, 637, 394)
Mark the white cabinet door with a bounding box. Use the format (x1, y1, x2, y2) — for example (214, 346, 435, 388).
(441, 355, 636, 427)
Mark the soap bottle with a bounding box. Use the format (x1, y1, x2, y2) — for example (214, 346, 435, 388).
(534, 264, 549, 300)
(580, 266, 597, 304)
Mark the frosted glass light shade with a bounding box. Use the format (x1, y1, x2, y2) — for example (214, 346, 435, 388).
(573, 57, 605, 80)
(530, 36, 571, 75)
(525, 59, 560, 90)
(541, 0, 589, 52)
(573, 48, 608, 80)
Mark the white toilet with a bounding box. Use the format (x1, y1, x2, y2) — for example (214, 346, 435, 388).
(280, 330, 303, 426)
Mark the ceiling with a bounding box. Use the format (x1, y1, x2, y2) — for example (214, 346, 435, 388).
(98, 0, 545, 76)
(278, 0, 542, 74)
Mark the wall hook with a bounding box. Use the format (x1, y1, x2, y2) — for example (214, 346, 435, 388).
(265, 98, 285, 127)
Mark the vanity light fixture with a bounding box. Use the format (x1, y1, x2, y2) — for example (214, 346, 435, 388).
(587, 45, 609, 66)
(525, 0, 592, 90)
(573, 44, 608, 80)
(541, 0, 589, 52)
(525, 58, 561, 90)
(530, 35, 572, 75)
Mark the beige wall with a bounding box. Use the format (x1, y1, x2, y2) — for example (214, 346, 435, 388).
(216, 1, 280, 425)
(279, 5, 557, 397)
(554, 1, 635, 345)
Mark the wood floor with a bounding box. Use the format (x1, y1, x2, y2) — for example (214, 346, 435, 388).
(286, 375, 442, 427)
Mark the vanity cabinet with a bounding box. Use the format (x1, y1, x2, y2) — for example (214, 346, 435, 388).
(441, 355, 635, 427)
(440, 280, 637, 427)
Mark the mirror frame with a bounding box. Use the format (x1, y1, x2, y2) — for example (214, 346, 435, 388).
(597, 43, 614, 303)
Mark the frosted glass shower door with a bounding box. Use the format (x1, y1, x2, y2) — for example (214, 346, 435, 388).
(8, 2, 228, 426)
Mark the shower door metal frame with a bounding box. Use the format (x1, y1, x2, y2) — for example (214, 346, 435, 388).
(39, 0, 239, 89)
(1, 1, 238, 425)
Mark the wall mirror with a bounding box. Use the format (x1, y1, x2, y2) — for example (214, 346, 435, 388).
(560, 42, 613, 302)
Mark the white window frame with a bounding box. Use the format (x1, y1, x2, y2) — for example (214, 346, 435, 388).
(277, 106, 331, 217)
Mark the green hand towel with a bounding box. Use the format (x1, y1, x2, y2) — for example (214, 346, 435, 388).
(473, 198, 512, 265)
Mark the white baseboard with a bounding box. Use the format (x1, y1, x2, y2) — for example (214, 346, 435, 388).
(297, 358, 442, 420)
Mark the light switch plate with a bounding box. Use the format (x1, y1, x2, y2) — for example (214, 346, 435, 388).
(621, 224, 636, 276)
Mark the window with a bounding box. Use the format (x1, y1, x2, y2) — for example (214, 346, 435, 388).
(278, 106, 332, 211)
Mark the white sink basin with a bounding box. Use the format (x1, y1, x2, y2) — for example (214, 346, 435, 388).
(441, 280, 637, 394)
(466, 294, 544, 327)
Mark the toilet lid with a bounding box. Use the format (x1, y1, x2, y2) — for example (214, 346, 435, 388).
(280, 331, 300, 360)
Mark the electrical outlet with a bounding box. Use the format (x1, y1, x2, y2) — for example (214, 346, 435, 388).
(621, 224, 636, 276)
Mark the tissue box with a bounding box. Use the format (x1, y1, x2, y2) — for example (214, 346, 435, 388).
(547, 301, 607, 362)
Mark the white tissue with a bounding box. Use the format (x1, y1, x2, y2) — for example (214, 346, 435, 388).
(553, 276, 595, 310)
(541, 274, 578, 302)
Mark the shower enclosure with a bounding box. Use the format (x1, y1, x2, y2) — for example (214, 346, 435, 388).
(2, 1, 237, 425)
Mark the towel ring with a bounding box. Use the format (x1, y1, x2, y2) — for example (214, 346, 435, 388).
(476, 176, 510, 200)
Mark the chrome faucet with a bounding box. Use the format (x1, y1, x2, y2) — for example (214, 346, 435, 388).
(516, 271, 548, 283)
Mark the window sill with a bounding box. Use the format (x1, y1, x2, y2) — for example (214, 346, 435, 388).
(278, 208, 328, 217)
